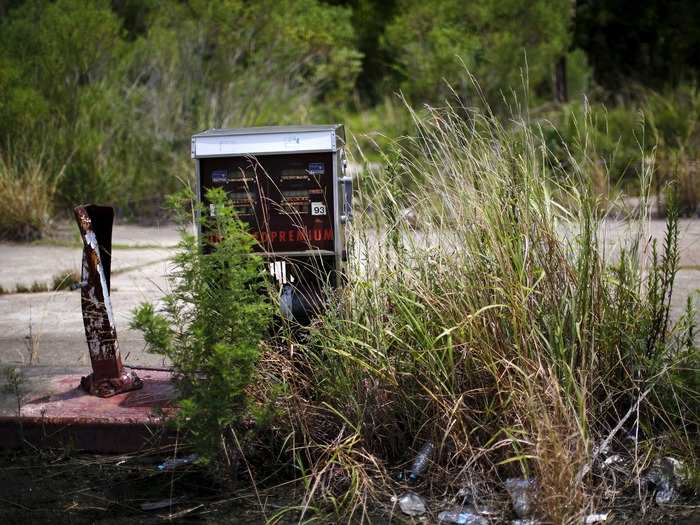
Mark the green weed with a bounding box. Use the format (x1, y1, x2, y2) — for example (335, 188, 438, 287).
(131, 188, 273, 462)
(51, 270, 80, 291)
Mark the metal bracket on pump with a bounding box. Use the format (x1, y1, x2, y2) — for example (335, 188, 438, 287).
(74, 205, 143, 397)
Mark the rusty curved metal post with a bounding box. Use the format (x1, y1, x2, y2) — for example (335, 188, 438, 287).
(74, 205, 142, 397)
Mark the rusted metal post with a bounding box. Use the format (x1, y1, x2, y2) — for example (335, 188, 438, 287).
(74, 205, 142, 397)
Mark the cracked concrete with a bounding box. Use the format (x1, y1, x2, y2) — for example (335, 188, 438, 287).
(0, 222, 179, 367)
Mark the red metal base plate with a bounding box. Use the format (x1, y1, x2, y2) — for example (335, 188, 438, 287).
(0, 367, 177, 452)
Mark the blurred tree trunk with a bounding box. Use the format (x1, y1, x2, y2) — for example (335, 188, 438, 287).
(554, 55, 568, 103)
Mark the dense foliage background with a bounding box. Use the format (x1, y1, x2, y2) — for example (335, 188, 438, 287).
(0, 0, 699, 234)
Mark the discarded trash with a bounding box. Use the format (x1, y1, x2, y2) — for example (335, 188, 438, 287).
(408, 441, 434, 482)
(583, 513, 609, 523)
(654, 458, 679, 504)
(505, 478, 536, 518)
(157, 453, 199, 471)
(655, 487, 676, 505)
(397, 491, 427, 516)
(473, 504, 499, 516)
(455, 485, 474, 503)
(644, 456, 687, 504)
(401, 207, 418, 228)
(602, 454, 622, 467)
(511, 520, 539, 525)
(438, 508, 488, 525)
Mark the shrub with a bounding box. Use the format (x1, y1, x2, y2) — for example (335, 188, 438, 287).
(383, 0, 576, 106)
(0, 0, 361, 214)
(131, 188, 273, 460)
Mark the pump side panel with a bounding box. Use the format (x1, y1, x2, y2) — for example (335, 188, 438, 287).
(199, 153, 335, 253)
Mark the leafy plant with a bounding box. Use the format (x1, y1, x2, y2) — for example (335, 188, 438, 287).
(51, 269, 80, 291)
(2, 366, 25, 417)
(131, 188, 273, 459)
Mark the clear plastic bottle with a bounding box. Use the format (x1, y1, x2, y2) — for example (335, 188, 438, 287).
(397, 491, 427, 516)
(157, 453, 199, 471)
(437, 509, 488, 525)
(408, 441, 434, 482)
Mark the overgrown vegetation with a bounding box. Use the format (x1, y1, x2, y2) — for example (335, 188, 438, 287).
(131, 188, 273, 460)
(1, 0, 699, 520)
(50, 269, 80, 291)
(257, 97, 699, 522)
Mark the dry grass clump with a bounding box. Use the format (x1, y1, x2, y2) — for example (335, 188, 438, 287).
(0, 154, 61, 241)
(51, 269, 80, 291)
(259, 94, 699, 523)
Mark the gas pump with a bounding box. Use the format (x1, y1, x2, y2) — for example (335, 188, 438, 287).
(191, 125, 352, 323)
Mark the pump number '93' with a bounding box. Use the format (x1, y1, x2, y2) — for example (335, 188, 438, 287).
(311, 202, 326, 216)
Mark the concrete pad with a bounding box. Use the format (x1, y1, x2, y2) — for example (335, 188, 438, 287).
(110, 221, 180, 248)
(0, 244, 173, 291)
(1, 218, 699, 373)
(0, 223, 176, 368)
(602, 218, 700, 268)
(0, 256, 173, 367)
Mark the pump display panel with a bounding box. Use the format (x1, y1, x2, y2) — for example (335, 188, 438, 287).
(199, 152, 335, 253)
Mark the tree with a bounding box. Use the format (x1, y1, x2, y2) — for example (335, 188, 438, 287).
(574, 0, 700, 93)
(383, 0, 574, 106)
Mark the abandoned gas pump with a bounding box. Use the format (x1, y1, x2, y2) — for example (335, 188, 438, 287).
(191, 125, 352, 323)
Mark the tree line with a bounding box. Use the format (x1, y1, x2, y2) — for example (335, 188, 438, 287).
(0, 0, 698, 220)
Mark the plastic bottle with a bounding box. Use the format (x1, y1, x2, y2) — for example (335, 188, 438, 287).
(437, 509, 488, 525)
(504, 478, 536, 518)
(408, 441, 434, 482)
(397, 491, 427, 516)
(157, 453, 199, 471)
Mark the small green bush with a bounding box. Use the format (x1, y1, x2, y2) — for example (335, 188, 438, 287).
(131, 188, 272, 459)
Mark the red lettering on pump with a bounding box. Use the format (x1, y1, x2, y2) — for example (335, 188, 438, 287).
(250, 228, 333, 243)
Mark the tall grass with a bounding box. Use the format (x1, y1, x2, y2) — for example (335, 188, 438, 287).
(262, 98, 699, 522)
(0, 154, 61, 240)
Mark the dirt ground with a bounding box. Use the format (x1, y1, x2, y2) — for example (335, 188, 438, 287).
(0, 448, 698, 525)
